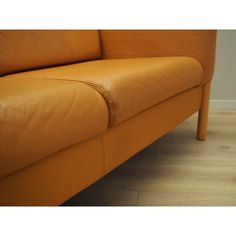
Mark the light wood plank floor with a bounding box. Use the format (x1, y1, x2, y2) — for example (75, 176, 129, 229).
(63, 110, 236, 206)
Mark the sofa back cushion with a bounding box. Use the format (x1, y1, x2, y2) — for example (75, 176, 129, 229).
(100, 30, 216, 84)
(0, 30, 100, 76)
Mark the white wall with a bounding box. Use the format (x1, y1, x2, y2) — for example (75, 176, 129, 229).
(211, 30, 236, 109)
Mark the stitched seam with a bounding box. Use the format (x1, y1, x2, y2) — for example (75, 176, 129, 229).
(79, 81, 117, 126)
(27, 77, 119, 126)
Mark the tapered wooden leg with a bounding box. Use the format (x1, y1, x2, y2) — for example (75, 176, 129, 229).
(197, 82, 211, 140)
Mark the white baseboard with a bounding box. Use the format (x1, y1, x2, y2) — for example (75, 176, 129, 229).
(210, 99, 236, 109)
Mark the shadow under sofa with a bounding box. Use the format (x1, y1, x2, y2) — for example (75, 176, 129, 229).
(0, 30, 216, 205)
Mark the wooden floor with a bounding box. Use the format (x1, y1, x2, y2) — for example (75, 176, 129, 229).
(63, 110, 236, 206)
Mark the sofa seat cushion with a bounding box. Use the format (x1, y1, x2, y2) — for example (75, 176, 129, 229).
(0, 77, 108, 178)
(5, 57, 203, 126)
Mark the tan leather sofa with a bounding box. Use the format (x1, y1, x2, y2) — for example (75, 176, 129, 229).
(0, 30, 216, 206)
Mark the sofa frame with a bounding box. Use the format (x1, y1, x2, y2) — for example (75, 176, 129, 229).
(0, 30, 216, 205)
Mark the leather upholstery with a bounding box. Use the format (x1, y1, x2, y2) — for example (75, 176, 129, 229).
(5, 57, 203, 125)
(0, 30, 100, 76)
(103, 86, 202, 173)
(0, 86, 201, 206)
(0, 137, 104, 206)
(0, 77, 108, 178)
(0, 30, 217, 206)
(100, 30, 216, 85)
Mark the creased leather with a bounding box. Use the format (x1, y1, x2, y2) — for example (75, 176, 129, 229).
(0, 77, 108, 178)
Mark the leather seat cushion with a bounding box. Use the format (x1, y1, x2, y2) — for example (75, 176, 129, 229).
(0, 77, 108, 178)
(5, 57, 203, 126)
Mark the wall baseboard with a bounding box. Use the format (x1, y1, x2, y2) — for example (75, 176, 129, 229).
(210, 99, 236, 109)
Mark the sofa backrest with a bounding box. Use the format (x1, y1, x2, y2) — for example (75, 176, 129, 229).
(100, 30, 217, 84)
(0, 30, 100, 76)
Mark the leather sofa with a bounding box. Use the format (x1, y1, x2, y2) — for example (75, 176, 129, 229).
(0, 30, 216, 205)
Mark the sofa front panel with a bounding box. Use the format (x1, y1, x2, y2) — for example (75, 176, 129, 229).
(0, 30, 100, 76)
(0, 137, 104, 206)
(0, 77, 108, 178)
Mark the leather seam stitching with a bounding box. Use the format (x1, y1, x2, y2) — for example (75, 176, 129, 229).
(20, 77, 118, 126)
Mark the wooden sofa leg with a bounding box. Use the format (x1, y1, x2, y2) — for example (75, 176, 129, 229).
(197, 82, 211, 141)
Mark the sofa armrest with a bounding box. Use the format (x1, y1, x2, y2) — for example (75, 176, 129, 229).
(99, 30, 217, 85)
